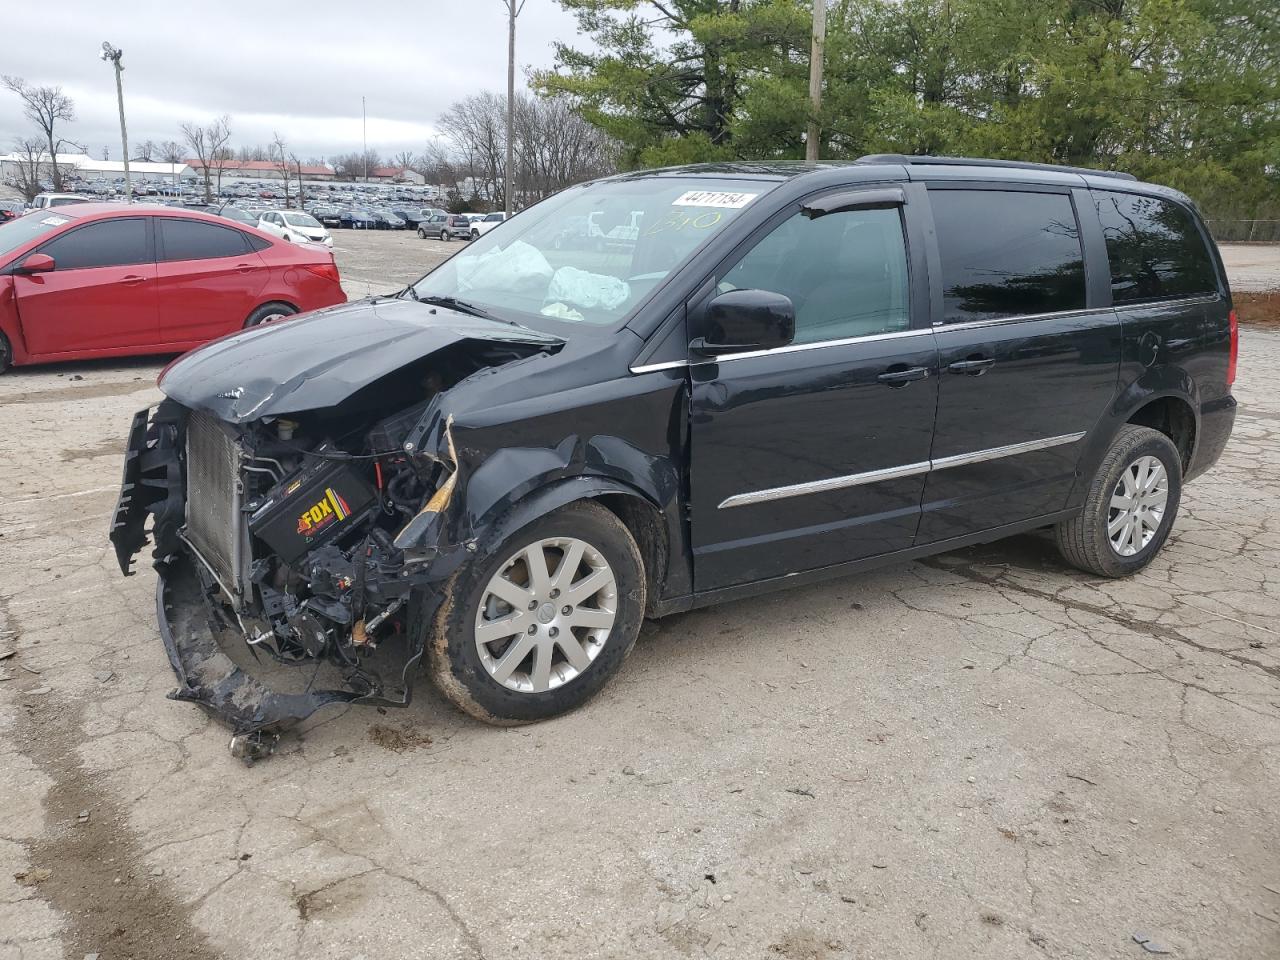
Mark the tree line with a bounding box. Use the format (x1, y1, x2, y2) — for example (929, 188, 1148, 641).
(538, 0, 1280, 220)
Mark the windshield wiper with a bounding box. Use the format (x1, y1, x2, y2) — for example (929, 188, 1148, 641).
(418, 295, 515, 325)
(401, 284, 421, 302)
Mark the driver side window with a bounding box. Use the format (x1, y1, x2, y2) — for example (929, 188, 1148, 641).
(721, 206, 910, 344)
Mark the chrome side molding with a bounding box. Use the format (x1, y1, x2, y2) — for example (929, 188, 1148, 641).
(718, 431, 1087, 509)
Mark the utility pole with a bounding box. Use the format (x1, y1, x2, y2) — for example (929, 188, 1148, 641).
(100, 42, 132, 202)
(503, 0, 525, 217)
(362, 96, 368, 182)
(805, 0, 826, 162)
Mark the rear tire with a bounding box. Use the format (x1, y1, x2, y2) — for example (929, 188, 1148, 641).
(244, 302, 297, 328)
(0, 331, 11, 374)
(440, 229, 449, 241)
(1055, 425, 1182, 577)
(428, 501, 645, 724)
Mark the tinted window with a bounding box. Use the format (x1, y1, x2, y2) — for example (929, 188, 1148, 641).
(931, 190, 1086, 322)
(40, 218, 149, 269)
(721, 206, 910, 344)
(159, 219, 249, 261)
(1094, 191, 1217, 303)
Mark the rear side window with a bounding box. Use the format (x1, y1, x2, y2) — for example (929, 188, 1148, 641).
(931, 189, 1086, 323)
(1094, 192, 1217, 303)
(40, 218, 150, 269)
(159, 218, 249, 261)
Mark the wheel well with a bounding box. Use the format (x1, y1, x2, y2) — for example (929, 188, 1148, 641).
(595, 493, 668, 617)
(1127, 397, 1195, 470)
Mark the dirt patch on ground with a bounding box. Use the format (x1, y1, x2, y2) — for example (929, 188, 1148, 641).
(59, 438, 125, 462)
(13, 677, 221, 960)
(366, 720, 433, 753)
(1236, 291, 1280, 327)
(9, 380, 153, 406)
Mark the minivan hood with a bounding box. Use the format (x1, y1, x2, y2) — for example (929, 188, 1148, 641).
(159, 296, 562, 423)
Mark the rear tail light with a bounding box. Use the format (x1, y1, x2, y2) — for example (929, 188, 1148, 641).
(1227, 308, 1238, 388)
(302, 262, 341, 285)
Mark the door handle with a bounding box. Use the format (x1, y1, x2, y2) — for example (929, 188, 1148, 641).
(948, 357, 996, 375)
(877, 365, 930, 386)
(118, 275, 146, 285)
(235, 263, 254, 273)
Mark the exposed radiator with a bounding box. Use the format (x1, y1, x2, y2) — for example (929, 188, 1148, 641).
(185, 411, 245, 600)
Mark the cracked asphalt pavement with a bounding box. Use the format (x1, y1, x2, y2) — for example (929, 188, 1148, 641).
(2, 238, 1279, 959)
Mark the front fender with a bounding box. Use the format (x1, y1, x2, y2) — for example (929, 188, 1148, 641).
(394, 431, 685, 597)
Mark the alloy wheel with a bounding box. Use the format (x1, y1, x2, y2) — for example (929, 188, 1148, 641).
(1107, 455, 1169, 557)
(474, 537, 618, 693)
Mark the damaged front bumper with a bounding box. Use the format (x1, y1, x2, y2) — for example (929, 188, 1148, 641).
(157, 554, 429, 761)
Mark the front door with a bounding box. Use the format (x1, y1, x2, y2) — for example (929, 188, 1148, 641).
(690, 189, 938, 591)
(917, 186, 1122, 543)
(15, 216, 157, 355)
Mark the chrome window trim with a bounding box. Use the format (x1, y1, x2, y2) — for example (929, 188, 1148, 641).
(718, 460, 932, 509)
(697, 326, 932, 366)
(935, 294, 1221, 333)
(629, 359, 688, 374)
(718, 431, 1087, 509)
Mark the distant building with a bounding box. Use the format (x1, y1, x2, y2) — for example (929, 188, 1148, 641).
(184, 159, 335, 181)
(0, 151, 190, 185)
(370, 166, 426, 184)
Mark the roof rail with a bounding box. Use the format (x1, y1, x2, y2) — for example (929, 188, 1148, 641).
(855, 154, 1138, 182)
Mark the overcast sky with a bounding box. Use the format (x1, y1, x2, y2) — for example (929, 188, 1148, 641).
(0, 0, 585, 162)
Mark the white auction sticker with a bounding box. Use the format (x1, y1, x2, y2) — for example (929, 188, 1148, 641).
(671, 190, 758, 209)
(40, 216, 70, 226)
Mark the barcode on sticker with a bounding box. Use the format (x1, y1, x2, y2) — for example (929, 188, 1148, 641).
(672, 191, 757, 209)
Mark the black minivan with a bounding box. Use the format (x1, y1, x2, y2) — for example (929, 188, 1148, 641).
(112, 156, 1237, 753)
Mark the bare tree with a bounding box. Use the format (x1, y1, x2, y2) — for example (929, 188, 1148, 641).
(332, 151, 380, 181)
(270, 131, 293, 208)
(2, 76, 76, 191)
(160, 140, 183, 163)
(391, 150, 416, 175)
(10, 136, 47, 201)
(439, 92, 507, 206)
(437, 91, 616, 210)
(181, 115, 232, 202)
(135, 139, 157, 162)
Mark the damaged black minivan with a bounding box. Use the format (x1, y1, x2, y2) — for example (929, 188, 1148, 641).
(111, 156, 1236, 755)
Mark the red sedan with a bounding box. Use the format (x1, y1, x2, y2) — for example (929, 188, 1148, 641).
(0, 204, 346, 372)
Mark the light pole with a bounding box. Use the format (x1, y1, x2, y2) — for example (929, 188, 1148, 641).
(100, 42, 132, 203)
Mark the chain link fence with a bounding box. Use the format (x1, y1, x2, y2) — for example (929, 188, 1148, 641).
(1206, 220, 1280, 243)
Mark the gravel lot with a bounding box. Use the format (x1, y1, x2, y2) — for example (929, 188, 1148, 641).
(2, 231, 1279, 960)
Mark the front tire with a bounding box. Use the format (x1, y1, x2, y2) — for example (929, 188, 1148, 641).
(1055, 425, 1183, 577)
(428, 501, 645, 724)
(0, 331, 11, 373)
(417, 227, 427, 239)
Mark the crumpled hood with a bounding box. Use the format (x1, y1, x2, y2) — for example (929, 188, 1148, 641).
(159, 297, 561, 422)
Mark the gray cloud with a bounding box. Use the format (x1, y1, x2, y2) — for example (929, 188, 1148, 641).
(0, 0, 583, 160)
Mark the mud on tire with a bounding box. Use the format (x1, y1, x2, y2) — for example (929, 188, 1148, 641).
(428, 500, 646, 724)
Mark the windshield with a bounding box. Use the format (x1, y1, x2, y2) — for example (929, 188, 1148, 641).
(409, 176, 772, 331)
(0, 212, 77, 259)
(283, 212, 321, 227)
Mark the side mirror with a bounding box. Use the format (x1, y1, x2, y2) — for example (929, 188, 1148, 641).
(17, 253, 55, 274)
(692, 288, 795, 356)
